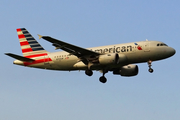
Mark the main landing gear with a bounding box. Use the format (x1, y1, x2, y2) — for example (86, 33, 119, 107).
(99, 76, 107, 83)
(147, 60, 154, 73)
(99, 69, 108, 83)
(85, 69, 108, 83)
(85, 69, 93, 76)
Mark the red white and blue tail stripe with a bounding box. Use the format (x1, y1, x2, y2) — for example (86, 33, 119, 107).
(16, 28, 52, 66)
(17, 28, 48, 57)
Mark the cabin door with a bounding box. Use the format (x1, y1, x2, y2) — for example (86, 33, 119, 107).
(144, 42, 150, 52)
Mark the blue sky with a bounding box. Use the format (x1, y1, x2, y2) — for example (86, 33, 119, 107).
(0, 0, 180, 120)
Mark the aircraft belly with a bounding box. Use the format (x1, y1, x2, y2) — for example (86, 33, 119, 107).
(125, 52, 150, 63)
(26, 61, 54, 69)
(53, 59, 77, 70)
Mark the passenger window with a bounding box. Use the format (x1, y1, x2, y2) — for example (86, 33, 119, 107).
(157, 44, 159, 46)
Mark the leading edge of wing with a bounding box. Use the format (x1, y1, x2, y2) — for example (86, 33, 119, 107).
(39, 35, 100, 57)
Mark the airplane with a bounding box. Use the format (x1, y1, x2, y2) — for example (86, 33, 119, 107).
(5, 28, 176, 83)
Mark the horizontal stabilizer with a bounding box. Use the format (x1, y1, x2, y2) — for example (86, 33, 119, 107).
(5, 53, 35, 62)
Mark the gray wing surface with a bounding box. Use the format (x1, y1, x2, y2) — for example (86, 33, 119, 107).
(5, 53, 35, 62)
(40, 36, 100, 57)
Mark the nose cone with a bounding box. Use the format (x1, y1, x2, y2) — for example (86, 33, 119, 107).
(170, 47, 176, 56)
(167, 47, 176, 57)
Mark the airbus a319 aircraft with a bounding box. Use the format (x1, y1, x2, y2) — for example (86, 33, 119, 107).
(5, 28, 176, 83)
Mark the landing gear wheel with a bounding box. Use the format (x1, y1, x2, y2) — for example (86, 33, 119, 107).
(99, 76, 107, 83)
(147, 60, 154, 73)
(148, 68, 154, 73)
(85, 69, 93, 76)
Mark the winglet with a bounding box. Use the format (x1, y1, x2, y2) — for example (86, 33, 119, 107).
(38, 34, 43, 39)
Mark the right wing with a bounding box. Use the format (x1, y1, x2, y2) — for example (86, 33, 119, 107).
(39, 35, 100, 57)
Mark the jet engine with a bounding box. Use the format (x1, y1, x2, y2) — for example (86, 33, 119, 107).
(98, 53, 119, 65)
(113, 64, 139, 76)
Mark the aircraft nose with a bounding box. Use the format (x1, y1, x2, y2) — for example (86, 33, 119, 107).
(169, 47, 176, 56)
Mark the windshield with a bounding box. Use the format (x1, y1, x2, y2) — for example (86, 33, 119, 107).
(157, 43, 168, 46)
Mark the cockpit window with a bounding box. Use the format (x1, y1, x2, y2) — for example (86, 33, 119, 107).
(157, 43, 168, 46)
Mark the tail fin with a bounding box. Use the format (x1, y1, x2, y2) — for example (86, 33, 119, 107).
(17, 28, 48, 57)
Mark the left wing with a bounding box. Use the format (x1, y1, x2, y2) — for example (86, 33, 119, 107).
(39, 35, 100, 57)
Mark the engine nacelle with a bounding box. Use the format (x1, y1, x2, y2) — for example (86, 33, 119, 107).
(98, 53, 119, 65)
(113, 64, 139, 77)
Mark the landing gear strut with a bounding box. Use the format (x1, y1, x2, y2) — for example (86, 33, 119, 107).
(147, 60, 154, 73)
(99, 69, 108, 83)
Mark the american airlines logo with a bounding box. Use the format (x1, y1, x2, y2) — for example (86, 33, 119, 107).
(134, 43, 142, 50)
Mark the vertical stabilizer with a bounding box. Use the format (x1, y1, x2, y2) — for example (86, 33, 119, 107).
(17, 28, 48, 57)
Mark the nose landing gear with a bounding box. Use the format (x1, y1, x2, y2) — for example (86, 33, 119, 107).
(148, 60, 154, 73)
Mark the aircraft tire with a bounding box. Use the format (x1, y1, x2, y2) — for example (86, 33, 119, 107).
(99, 76, 107, 83)
(85, 69, 93, 76)
(149, 68, 154, 73)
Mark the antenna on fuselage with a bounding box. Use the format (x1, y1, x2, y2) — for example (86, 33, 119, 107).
(146, 39, 148, 41)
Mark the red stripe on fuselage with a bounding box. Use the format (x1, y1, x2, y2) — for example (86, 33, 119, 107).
(20, 41, 29, 46)
(18, 34, 25, 39)
(23, 58, 52, 66)
(22, 48, 33, 53)
(25, 53, 48, 58)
